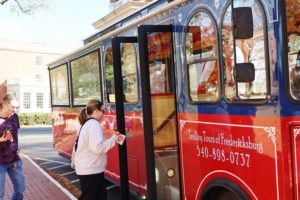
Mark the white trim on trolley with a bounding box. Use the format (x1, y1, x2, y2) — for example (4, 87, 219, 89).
(196, 170, 258, 200)
(293, 128, 300, 200)
(179, 119, 279, 200)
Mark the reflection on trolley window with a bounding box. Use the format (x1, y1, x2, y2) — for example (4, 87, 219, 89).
(222, 0, 268, 101)
(186, 11, 219, 102)
(287, 0, 300, 99)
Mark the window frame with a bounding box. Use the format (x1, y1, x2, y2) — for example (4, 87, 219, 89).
(184, 8, 221, 104)
(120, 42, 139, 104)
(283, 0, 300, 103)
(49, 63, 70, 107)
(104, 44, 116, 104)
(35, 56, 43, 65)
(221, 1, 271, 105)
(23, 92, 31, 109)
(69, 49, 102, 107)
(36, 92, 44, 109)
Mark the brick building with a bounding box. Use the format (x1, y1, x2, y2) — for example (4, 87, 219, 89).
(0, 39, 74, 113)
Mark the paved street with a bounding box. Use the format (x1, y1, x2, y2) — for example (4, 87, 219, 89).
(18, 127, 140, 200)
(19, 127, 69, 161)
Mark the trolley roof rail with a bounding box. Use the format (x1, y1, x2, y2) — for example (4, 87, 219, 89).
(48, 0, 187, 68)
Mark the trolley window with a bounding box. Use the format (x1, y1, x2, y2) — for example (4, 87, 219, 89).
(70, 50, 101, 106)
(148, 32, 174, 94)
(185, 11, 219, 102)
(222, 1, 268, 101)
(105, 45, 115, 103)
(286, 0, 300, 99)
(49, 64, 69, 106)
(121, 43, 138, 103)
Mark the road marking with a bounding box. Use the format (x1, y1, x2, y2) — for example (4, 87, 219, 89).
(40, 161, 52, 165)
(107, 184, 118, 190)
(33, 157, 70, 165)
(71, 179, 79, 183)
(48, 164, 69, 170)
(61, 171, 76, 176)
(19, 135, 53, 139)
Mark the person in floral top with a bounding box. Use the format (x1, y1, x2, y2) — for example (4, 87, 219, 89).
(0, 94, 24, 200)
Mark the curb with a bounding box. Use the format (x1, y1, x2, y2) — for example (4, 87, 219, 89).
(22, 154, 77, 200)
(20, 125, 52, 128)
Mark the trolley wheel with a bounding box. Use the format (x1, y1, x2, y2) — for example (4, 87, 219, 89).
(213, 189, 241, 200)
(201, 178, 250, 200)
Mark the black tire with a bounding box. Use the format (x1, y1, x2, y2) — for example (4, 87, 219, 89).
(204, 187, 241, 200)
(201, 178, 250, 200)
(214, 189, 241, 200)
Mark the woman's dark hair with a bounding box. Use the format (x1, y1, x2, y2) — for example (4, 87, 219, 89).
(86, 99, 103, 115)
(78, 108, 88, 125)
(78, 99, 103, 125)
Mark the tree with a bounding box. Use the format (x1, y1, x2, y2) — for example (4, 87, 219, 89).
(0, 0, 50, 15)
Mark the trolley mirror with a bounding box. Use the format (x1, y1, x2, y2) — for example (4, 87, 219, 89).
(235, 63, 255, 82)
(233, 7, 253, 39)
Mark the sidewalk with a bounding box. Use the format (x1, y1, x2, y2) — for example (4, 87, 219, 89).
(4, 155, 76, 200)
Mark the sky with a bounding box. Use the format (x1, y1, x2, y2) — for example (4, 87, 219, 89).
(0, 0, 110, 48)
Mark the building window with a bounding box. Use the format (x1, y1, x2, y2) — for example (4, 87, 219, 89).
(35, 74, 42, 82)
(36, 92, 44, 109)
(23, 92, 31, 109)
(36, 74, 42, 80)
(35, 56, 43, 65)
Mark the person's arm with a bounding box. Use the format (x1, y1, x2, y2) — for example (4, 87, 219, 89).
(88, 122, 118, 154)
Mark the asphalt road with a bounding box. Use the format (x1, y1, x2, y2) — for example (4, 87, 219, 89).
(18, 127, 140, 200)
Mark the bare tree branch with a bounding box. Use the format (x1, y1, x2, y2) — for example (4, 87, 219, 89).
(0, 0, 9, 5)
(1, 0, 51, 15)
(13, 0, 31, 14)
